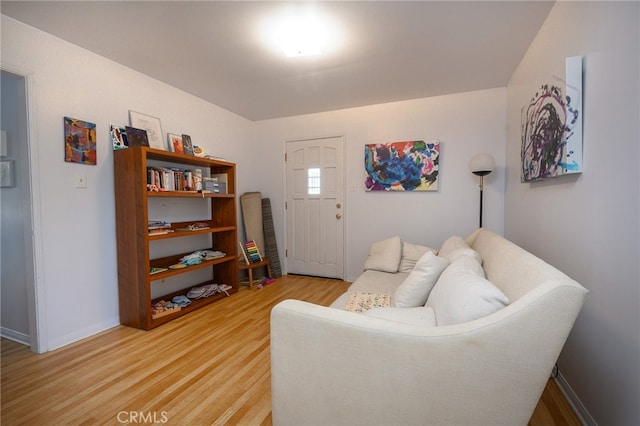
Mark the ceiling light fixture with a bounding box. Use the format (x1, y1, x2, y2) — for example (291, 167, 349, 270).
(262, 6, 339, 58)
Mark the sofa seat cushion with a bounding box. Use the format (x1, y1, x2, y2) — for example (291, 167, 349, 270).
(330, 270, 408, 310)
(364, 306, 437, 326)
(426, 257, 509, 325)
(394, 252, 450, 307)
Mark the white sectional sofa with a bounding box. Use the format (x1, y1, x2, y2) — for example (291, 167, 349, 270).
(270, 228, 588, 426)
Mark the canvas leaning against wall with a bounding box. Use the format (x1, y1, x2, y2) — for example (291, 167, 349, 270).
(521, 56, 583, 182)
(364, 140, 440, 191)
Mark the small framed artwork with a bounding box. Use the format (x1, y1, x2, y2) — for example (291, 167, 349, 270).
(125, 126, 149, 147)
(181, 134, 194, 156)
(110, 125, 129, 150)
(1, 160, 15, 187)
(168, 133, 183, 154)
(129, 110, 163, 150)
(64, 116, 97, 165)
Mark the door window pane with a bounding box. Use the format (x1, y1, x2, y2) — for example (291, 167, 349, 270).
(308, 168, 320, 194)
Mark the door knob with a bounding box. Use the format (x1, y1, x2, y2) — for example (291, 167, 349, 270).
(336, 203, 342, 209)
(336, 213, 342, 219)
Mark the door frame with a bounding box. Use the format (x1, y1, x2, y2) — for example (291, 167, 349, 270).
(283, 134, 346, 280)
(1, 65, 47, 353)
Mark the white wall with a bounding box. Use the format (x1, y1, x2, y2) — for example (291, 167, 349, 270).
(1, 16, 254, 350)
(505, 2, 639, 424)
(254, 89, 507, 281)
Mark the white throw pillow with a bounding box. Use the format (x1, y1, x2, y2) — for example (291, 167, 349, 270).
(364, 306, 437, 327)
(363, 236, 402, 273)
(399, 241, 436, 272)
(438, 236, 469, 259)
(426, 261, 509, 325)
(394, 252, 450, 307)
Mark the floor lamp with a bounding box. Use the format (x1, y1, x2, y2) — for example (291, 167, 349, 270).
(469, 154, 495, 228)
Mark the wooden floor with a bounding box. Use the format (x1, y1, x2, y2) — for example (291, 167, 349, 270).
(1, 275, 580, 425)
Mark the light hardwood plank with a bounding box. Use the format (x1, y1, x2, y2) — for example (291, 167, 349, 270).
(1, 275, 578, 425)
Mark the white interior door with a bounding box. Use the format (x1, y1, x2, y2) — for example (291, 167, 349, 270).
(286, 136, 344, 279)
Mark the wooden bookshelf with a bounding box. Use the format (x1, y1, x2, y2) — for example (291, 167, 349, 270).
(113, 147, 238, 330)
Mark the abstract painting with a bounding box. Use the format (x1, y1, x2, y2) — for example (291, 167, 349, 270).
(521, 56, 583, 182)
(365, 140, 439, 191)
(64, 117, 96, 165)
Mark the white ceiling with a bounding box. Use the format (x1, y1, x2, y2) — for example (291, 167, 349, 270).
(2, 1, 554, 121)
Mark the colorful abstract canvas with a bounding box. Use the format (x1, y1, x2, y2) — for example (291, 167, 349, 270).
(364, 140, 439, 191)
(521, 56, 583, 182)
(64, 117, 97, 165)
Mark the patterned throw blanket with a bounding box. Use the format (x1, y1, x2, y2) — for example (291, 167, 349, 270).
(345, 292, 391, 313)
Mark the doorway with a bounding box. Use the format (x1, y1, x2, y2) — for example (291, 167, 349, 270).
(285, 136, 344, 279)
(1, 70, 39, 352)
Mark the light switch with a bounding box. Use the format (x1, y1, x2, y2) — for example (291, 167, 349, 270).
(75, 173, 87, 189)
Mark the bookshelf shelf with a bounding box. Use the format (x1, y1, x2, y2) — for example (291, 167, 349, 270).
(114, 147, 238, 330)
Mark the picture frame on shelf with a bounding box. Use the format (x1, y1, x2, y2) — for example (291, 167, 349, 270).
(110, 125, 129, 150)
(129, 110, 164, 150)
(181, 134, 194, 156)
(125, 126, 149, 147)
(168, 133, 183, 154)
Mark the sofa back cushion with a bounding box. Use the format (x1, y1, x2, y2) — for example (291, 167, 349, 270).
(364, 236, 402, 273)
(399, 241, 436, 272)
(394, 252, 449, 307)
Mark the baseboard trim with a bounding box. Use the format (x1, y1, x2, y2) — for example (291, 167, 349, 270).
(555, 372, 597, 426)
(1, 327, 30, 346)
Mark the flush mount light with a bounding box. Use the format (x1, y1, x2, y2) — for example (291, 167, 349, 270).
(262, 6, 340, 57)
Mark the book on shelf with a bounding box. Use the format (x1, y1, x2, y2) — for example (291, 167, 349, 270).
(147, 166, 204, 191)
(150, 267, 168, 275)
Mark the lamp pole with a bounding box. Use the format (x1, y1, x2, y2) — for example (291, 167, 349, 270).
(469, 154, 495, 229)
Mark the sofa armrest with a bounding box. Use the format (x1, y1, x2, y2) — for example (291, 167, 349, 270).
(270, 285, 586, 426)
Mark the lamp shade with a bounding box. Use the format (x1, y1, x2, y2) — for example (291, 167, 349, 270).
(469, 154, 495, 176)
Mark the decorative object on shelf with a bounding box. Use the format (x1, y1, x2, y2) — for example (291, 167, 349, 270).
(125, 126, 149, 147)
(110, 125, 129, 150)
(129, 110, 164, 150)
(167, 133, 183, 153)
(469, 153, 495, 228)
(181, 134, 194, 156)
(240, 240, 263, 264)
(0, 160, 15, 187)
(521, 56, 583, 182)
(64, 116, 97, 165)
(364, 140, 440, 191)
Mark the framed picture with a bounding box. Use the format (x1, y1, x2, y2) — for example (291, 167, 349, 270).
(167, 133, 183, 154)
(110, 125, 129, 150)
(1, 160, 14, 187)
(521, 56, 583, 182)
(181, 134, 194, 156)
(129, 110, 163, 150)
(364, 140, 440, 191)
(125, 126, 149, 147)
(64, 116, 97, 165)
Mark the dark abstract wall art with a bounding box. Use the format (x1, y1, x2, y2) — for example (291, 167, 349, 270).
(521, 56, 583, 182)
(364, 140, 439, 191)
